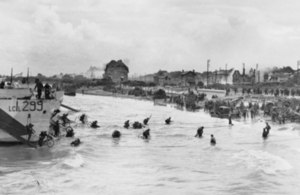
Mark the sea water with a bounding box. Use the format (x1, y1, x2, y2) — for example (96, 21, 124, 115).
(1, 95, 300, 195)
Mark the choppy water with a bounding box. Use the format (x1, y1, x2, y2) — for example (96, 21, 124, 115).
(1, 95, 300, 195)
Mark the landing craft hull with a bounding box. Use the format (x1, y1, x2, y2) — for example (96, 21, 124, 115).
(0, 88, 32, 99)
(0, 89, 63, 142)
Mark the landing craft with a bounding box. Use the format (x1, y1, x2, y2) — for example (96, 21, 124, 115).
(0, 87, 63, 146)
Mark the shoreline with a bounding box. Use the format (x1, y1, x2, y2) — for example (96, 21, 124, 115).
(72, 89, 300, 126)
(77, 89, 156, 102)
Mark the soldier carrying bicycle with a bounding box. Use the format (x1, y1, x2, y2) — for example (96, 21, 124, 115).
(38, 131, 54, 147)
(26, 123, 35, 141)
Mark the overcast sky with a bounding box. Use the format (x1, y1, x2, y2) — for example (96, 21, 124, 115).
(1, 0, 300, 76)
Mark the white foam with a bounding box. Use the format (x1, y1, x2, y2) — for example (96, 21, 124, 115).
(271, 128, 300, 137)
(63, 154, 85, 168)
(290, 147, 300, 153)
(233, 150, 293, 175)
(38, 161, 52, 165)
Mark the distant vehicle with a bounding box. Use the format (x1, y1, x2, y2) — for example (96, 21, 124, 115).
(210, 106, 238, 119)
(64, 87, 76, 96)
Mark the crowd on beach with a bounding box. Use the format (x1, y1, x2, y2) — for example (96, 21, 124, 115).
(225, 87, 300, 97)
(39, 91, 285, 148)
(205, 100, 260, 120)
(169, 92, 207, 110)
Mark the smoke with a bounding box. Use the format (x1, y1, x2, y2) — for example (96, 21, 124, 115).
(263, 66, 278, 73)
(85, 66, 103, 78)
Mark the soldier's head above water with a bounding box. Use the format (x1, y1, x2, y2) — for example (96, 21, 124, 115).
(210, 134, 216, 145)
(71, 138, 81, 147)
(112, 130, 121, 138)
(142, 129, 150, 139)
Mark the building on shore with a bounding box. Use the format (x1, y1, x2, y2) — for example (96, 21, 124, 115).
(136, 74, 155, 83)
(266, 72, 293, 82)
(103, 60, 129, 83)
(213, 68, 234, 84)
(153, 70, 171, 86)
(232, 67, 257, 85)
(195, 73, 204, 86)
(201, 68, 234, 85)
(181, 70, 197, 86)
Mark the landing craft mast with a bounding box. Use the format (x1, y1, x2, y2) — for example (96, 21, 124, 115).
(207, 59, 210, 87)
(297, 60, 300, 86)
(225, 64, 227, 85)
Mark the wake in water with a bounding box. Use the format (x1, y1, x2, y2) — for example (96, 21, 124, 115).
(63, 154, 85, 168)
(232, 150, 293, 175)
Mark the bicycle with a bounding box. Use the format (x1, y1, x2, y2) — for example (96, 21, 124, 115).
(43, 135, 54, 148)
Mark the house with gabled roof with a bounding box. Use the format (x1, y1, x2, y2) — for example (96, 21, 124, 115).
(103, 60, 129, 83)
(181, 70, 197, 86)
(153, 70, 171, 86)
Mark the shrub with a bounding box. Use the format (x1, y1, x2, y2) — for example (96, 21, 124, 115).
(153, 89, 166, 99)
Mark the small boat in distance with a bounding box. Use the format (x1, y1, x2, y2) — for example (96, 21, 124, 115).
(64, 91, 76, 96)
(64, 86, 76, 96)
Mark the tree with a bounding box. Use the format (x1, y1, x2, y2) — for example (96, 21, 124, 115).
(273, 66, 294, 74)
(153, 89, 166, 99)
(21, 78, 27, 84)
(264, 73, 269, 81)
(197, 81, 204, 88)
(63, 74, 73, 80)
(37, 73, 46, 78)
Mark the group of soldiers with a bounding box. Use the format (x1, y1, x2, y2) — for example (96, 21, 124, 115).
(225, 87, 300, 97)
(170, 92, 207, 111)
(204, 99, 261, 120)
(205, 96, 300, 125)
(261, 101, 299, 124)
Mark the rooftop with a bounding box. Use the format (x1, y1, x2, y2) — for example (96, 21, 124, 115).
(105, 60, 129, 73)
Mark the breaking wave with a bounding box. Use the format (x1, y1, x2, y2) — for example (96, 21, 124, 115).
(233, 150, 293, 175)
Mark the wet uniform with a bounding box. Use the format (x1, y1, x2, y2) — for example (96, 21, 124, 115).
(165, 118, 171, 125)
(195, 127, 203, 137)
(143, 118, 150, 125)
(210, 135, 216, 145)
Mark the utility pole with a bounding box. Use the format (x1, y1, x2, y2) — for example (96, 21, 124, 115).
(256, 63, 259, 83)
(297, 60, 300, 86)
(225, 64, 227, 85)
(207, 59, 210, 87)
(10, 68, 13, 85)
(243, 63, 245, 85)
(215, 70, 217, 84)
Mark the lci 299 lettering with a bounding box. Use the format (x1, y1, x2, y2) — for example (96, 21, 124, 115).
(9, 101, 43, 112)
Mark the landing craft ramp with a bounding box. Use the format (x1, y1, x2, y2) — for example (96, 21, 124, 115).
(0, 109, 36, 148)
